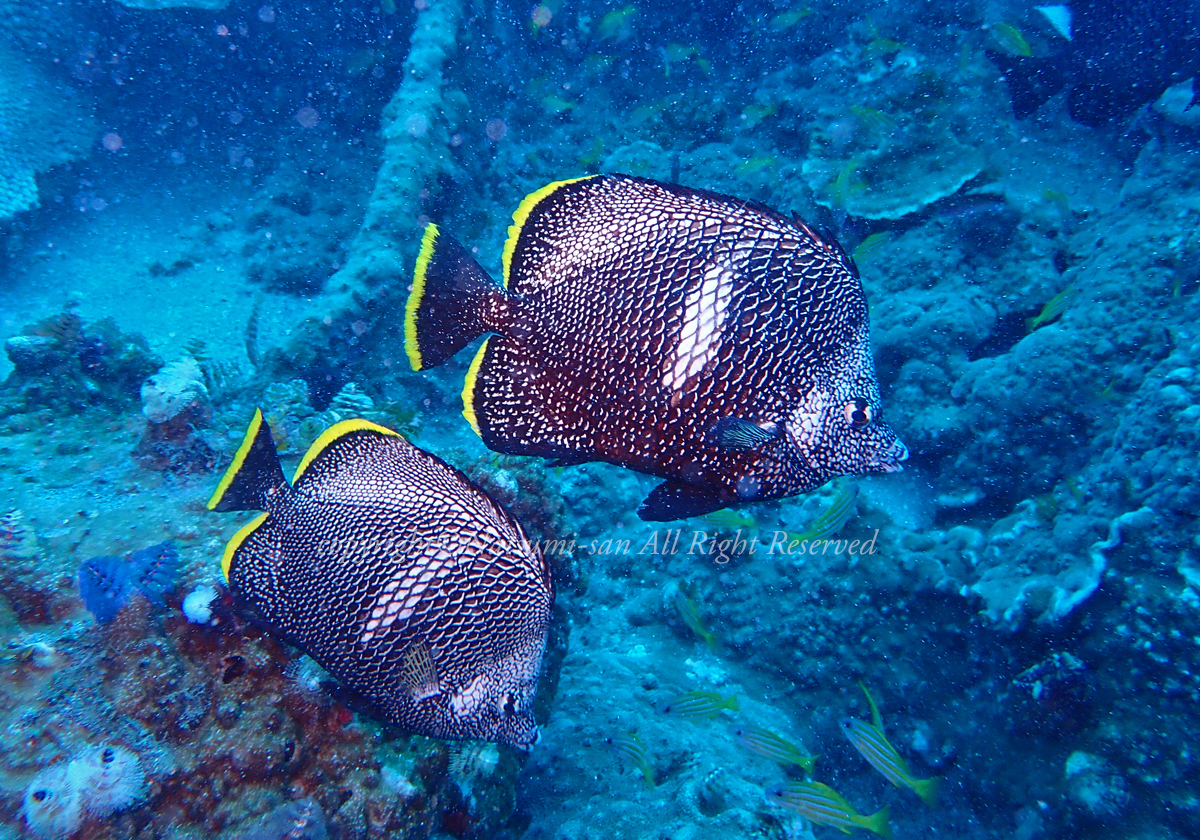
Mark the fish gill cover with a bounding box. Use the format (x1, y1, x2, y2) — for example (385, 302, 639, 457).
(0, 0, 1199, 838)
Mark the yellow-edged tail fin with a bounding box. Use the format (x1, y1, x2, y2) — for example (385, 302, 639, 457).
(404, 223, 508, 370)
(912, 775, 940, 807)
(207, 409, 288, 512)
(856, 805, 892, 840)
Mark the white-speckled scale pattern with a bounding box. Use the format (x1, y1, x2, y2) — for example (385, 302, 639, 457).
(473, 175, 904, 513)
(228, 428, 553, 747)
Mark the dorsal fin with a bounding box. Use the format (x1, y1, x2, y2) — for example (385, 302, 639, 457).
(859, 680, 884, 731)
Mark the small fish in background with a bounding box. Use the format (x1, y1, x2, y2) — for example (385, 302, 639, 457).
(832, 158, 867, 208)
(659, 690, 739, 719)
(734, 725, 819, 773)
(78, 541, 180, 624)
(787, 483, 859, 544)
(769, 7, 811, 31)
(595, 4, 637, 41)
(989, 21, 1033, 58)
(849, 106, 896, 134)
(766, 780, 892, 838)
(1027, 288, 1076, 331)
(660, 43, 707, 78)
(697, 507, 758, 532)
(207, 410, 554, 748)
(841, 682, 940, 807)
(673, 589, 716, 650)
(851, 231, 894, 264)
(610, 731, 656, 789)
(404, 174, 906, 521)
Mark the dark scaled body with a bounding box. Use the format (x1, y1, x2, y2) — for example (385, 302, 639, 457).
(208, 410, 553, 748)
(406, 174, 906, 520)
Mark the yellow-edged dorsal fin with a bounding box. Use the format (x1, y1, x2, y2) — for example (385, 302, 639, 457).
(501, 176, 595, 288)
(293, 418, 403, 483)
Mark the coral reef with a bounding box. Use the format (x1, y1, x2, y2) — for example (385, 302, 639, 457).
(2, 3, 1200, 840)
(0, 312, 162, 423)
(796, 29, 1007, 219)
(135, 356, 217, 473)
(0, 43, 92, 222)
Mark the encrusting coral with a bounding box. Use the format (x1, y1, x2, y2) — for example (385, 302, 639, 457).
(0, 42, 92, 222)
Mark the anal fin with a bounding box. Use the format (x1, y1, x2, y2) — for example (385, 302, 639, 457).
(638, 482, 729, 521)
(545, 454, 593, 468)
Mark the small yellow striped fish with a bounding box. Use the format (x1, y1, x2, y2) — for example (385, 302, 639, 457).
(659, 690, 739, 719)
(674, 590, 716, 650)
(698, 508, 757, 531)
(611, 731, 655, 789)
(990, 21, 1032, 57)
(850, 106, 896, 134)
(832, 158, 866, 208)
(769, 8, 811, 30)
(1027, 288, 1076, 331)
(852, 231, 893, 264)
(734, 725, 818, 773)
(766, 781, 892, 838)
(789, 484, 858, 543)
(840, 682, 939, 807)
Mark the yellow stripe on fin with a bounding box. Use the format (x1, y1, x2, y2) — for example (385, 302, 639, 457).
(207, 408, 266, 511)
(462, 337, 491, 437)
(501, 176, 596, 288)
(405, 223, 440, 371)
(293, 418, 404, 483)
(221, 513, 267, 581)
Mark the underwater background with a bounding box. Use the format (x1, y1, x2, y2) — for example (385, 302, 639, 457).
(2, 0, 1200, 838)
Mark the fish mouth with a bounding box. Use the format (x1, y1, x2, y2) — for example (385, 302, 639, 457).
(868, 439, 908, 473)
(507, 726, 541, 753)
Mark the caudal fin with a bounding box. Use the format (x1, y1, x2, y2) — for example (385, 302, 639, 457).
(405, 224, 510, 370)
(207, 409, 288, 512)
(857, 805, 892, 840)
(912, 775, 940, 807)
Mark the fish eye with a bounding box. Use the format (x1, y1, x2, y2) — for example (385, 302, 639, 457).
(502, 693, 517, 717)
(843, 400, 872, 429)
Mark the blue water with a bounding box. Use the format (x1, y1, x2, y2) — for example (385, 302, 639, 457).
(2, 1, 1199, 838)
